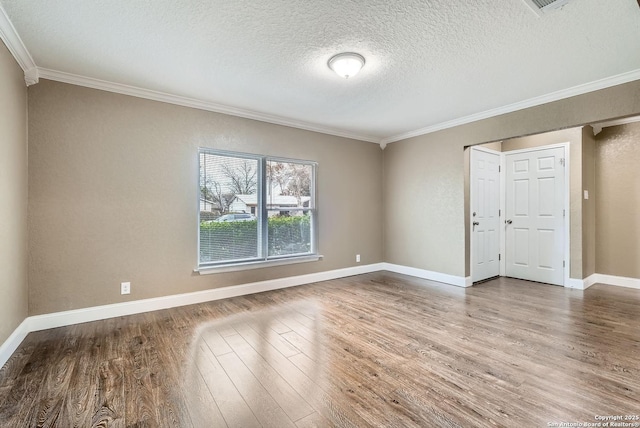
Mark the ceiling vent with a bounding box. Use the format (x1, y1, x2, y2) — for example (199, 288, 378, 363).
(522, 0, 573, 16)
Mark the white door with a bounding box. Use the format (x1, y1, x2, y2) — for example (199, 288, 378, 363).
(505, 146, 565, 286)
(470, 148, 501, 282)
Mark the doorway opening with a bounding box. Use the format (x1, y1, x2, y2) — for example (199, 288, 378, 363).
(468, 140, 570, 287)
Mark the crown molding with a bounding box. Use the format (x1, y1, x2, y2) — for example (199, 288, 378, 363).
(0, 4, 376, 141)
(24, 67, 39, 86)
(36, 67, 381, 144)
(591, 114, 640, 135)
(0, 3, 37, 80)
(381, 68, 640, 146)
(3, 0, 639, 148)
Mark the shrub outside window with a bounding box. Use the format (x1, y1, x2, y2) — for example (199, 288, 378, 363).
(198, 149, 317, 268)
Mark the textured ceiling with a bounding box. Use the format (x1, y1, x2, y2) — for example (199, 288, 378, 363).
(1, 0, 640, 143)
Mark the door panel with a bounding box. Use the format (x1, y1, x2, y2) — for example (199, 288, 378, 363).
(505, 146, 565, 286)
(514, 179, 529, 215)
(513, 228, 529, 266)
(471, 149, 501, 282)
(538, 229, 555, 269)
(538, 177, 555, 216)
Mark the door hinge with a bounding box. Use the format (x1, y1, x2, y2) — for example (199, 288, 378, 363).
(563, 209, 566, 217)
(499, 254, 501, 261)
(498, 165, 501, 172)
(560, 158, 565, 166)
(563, 260, 566, 268)
(499, 209, 501, 216)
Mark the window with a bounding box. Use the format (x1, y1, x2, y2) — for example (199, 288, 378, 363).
(198, 149, 317, 268)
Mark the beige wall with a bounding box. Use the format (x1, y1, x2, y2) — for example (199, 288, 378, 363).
(384, 80, 640, 279)
(384, 132, 465, 275)
(502, 127, 583, 279)
(595, 122, 640, 279)
(581, 126, 596, 278)
(477, 141, 503, 152)
(27, 80, 383, 315)
(15, 70, 640, 320)
(0, 41, 28, 344)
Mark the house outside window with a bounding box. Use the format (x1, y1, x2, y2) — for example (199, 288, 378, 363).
(198, 148, 317, 268)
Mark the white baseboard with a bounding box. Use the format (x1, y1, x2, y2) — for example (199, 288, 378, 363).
(593, 273, 640, 290)
(381, 263, 471, 287)
(565, 277, 589, 290)
(565, 273, 640, 290)
(27, 263, 386, 333)
(0, 319, 30, 371)
(0, 263, 385, 369)
(8, 263, 633, 369)
(582, 274, 599, 290)
(0, 261, 463, 368)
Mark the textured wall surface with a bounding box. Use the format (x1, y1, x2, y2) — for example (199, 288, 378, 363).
(0, 40, 28, 344)
(596, 122, 640, 279)
(16, 73, 640, 319)
(581, 127, 597, 278)
(384, 80, 640, 279)
(27, 80, 383, 315)
(384, 130, 463, 275)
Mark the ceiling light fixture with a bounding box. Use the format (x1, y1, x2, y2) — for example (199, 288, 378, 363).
(328, 52, 365, 79)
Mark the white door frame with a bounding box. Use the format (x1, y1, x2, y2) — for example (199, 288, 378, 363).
(470, 142, 571, 287)
(499, 142, 571, 287)
(470, 146, 502, 282)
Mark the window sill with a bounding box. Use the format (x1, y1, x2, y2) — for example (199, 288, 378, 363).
(194, 254, 323, 275)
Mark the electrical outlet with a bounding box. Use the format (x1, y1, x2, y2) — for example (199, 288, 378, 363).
(121, 282, 131, 295)
(356, 254, 361, 263)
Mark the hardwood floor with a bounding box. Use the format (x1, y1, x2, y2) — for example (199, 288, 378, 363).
(1, 272, 639, 427)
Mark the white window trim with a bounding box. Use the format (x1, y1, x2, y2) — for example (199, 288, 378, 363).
(197, 148, 318, 271)
(194, 254, 324, 275)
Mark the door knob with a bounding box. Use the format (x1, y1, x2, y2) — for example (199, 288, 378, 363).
(506, 219, 512, 224)
(473, 221, 479, 226)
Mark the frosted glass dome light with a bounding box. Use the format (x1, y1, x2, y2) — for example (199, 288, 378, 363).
(328, 53, 365, 79)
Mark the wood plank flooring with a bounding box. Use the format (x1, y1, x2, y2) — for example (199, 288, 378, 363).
(1, 272, 639, 427)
